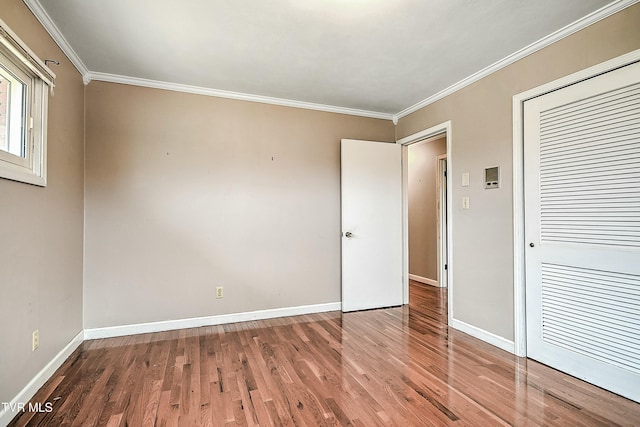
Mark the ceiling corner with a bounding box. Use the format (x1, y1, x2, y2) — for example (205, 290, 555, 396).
(23, 0, 90, 78)
(393, 0, 640, 121)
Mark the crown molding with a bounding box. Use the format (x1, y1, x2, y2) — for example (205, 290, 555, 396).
(25, 0, 636, 122)
(87, 71, 395, 120)
(394, 0, 640, 121)
(18, 0, 393, 119)
(23, 0, 90, 81)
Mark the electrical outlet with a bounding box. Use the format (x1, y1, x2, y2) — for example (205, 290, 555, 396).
(216, 287, 224, 299)
(32, 329, 39, 351)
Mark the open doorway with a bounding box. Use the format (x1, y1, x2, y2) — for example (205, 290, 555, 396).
(407, 137, 447, 287)
(399, 121, 452, 325)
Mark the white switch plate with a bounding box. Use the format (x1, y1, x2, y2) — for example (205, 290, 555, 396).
(32, 329, 39, 351)
(462, 196, 470, 209)
(462, 172, 470, 187)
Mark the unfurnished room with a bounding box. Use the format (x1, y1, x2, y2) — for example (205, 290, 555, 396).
(1, 0, 640, 425)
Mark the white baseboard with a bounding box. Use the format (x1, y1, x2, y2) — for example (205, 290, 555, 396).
(450, 318, 515, 354)
(409, 274, 439, 287)
(0, 331, 84, 427)
(84, 302, 342, 340)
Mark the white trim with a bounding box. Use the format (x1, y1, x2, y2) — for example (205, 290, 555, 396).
(24, 0, 638, 121)
(451, 318, 515, 354)
(0, 17, 55, 86)
(0, 19, 51, 187)
(84, 302, 341, 340)
(409, 274, 439, 287)
(20, 0, 390, 117)
(436, 154, 448, 289)
(394, 0, 640, 121)
(87, 72, 395, 121)
(513, 48, 640, 102)
(512, 48, 640, 358)
(513, 86, 528, 358)
(397, 125, 448, 146)
(22, 0, 90, 80)
(0, 331, 83, 426)
(397, 121, 452, 324)
(401, 147, 410, 304)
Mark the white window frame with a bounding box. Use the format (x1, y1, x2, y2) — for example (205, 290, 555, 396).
(0, 18, 54, 187)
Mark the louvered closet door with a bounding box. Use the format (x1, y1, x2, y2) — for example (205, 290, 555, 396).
(524, 60, 640, 403)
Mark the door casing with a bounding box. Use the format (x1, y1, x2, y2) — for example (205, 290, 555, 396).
(437, 154, 448, 289)
(397, 121, 452, 325)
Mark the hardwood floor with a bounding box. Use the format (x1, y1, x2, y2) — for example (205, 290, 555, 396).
(9, 281, 640, 426)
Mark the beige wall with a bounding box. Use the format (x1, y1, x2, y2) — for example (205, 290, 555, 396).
(83, 81, 394, 328)
(0, 0, 85, 405)
(408, 137, 446, 281)
(397, 4, 640, 341)
(3, 0, 639, 408)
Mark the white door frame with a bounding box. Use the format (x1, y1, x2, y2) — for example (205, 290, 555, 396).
(512, 48, 640, 357)
(436, 154, 448, 288)
(397, 121, 452, 325)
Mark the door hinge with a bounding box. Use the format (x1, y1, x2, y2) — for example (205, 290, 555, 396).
(444, 171, 447, 177)
(444, 264, 448, 270)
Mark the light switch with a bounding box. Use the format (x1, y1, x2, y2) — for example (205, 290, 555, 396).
(462, 172, 470, 187)
(462, 196, 470, 209)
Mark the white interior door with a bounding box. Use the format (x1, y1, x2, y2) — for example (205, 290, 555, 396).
(341, 139, 402, 312)
(524, 61, 640, 402)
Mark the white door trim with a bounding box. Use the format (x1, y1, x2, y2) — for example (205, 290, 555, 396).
(512, 48, 640, 357)
(436, 154, 448, 288)
(397, 121, 452, 325)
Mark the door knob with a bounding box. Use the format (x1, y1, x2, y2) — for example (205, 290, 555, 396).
(529, 242, 535, 247)
(345, 232, 354, 238)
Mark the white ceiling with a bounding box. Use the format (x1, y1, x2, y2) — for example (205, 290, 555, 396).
(33, 0, 618, 116)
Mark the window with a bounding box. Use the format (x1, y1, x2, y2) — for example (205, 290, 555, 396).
(0, 18, 55, 186)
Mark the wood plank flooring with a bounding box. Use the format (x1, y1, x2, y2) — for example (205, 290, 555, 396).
(9, 281, 640, 426)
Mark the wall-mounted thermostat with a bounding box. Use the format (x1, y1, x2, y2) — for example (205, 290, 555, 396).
(484, 166, 499, 189)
